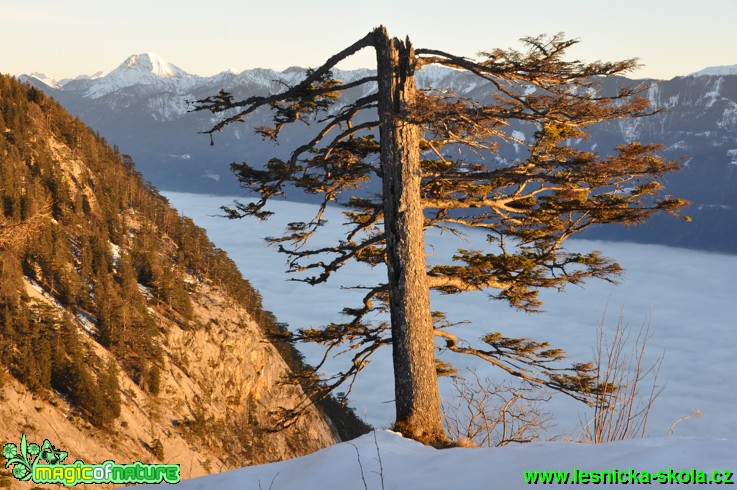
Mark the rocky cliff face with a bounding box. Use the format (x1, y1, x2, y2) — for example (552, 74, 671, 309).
(0, 75, 339, 487)
(2, 277, 336, 477)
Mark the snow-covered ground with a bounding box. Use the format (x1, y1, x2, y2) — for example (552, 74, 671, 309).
(164, 192, 737, 441)
(144, 430, 736, 489)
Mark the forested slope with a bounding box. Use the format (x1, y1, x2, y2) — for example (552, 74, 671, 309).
(0, 75, 366, 485)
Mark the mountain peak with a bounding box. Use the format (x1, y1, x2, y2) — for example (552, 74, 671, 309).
(78, 52, 194, 99)
(27, 72, 60, 88)
(119, 52, 184, 78)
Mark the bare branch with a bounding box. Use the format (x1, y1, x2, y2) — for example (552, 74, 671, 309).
(442, 370, 552, 447)
(278, 234, 386, 285)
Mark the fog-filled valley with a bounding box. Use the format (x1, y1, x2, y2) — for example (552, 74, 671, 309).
(165, 191, 737, 440)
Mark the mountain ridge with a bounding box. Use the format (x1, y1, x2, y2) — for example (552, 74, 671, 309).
(23, 53, 453, 96)
(689, 63, 737, 77)
(31, 53, 737, 90)
(17, 55, 737, 253)
(26, 52, 737, 91)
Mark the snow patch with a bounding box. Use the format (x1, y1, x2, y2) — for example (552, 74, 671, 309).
(138, 283, 152, 298)
(147, 94, 189, 121)
(618, 119, 640, 143)
(718, 103, 737, 130)
(416, 64, 456, 88)
(110, 242, 121, 267)
(727, 149, 737, 165)
(203, 171, 221, 182)
(702, 77, 723, 108)
(667, 141, 688, 151)
(75, 308, 98, 336)
(647, 83, 660, 102)
(611, 187, 636, 196)
(696, 203, 732, 210)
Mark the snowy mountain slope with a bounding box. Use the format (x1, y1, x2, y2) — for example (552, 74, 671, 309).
(27, 72, 60, 88)
(690, 64, 737, 77)
(22, 54, 455, 120)
(56, 52, 202, 99)
(142, 430, 737, 489)
(20, 55, 737, 253)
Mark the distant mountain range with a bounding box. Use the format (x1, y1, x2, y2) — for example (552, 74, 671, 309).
(19, 53, 737, 253)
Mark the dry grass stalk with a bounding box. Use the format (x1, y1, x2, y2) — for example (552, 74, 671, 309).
(578, 309, 664, 443)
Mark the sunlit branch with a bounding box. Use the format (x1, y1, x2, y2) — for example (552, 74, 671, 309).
(434, 329, 598, 404)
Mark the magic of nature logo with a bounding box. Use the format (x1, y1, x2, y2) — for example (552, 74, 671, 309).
(2, 433, 180, 485)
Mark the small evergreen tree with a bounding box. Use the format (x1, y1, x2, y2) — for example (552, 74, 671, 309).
(100, 358, 122, 419)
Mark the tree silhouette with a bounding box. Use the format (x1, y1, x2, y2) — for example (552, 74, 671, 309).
(195, 26, 686, 443)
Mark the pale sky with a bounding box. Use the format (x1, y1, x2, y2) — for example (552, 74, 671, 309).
(2, 0, 736, 80)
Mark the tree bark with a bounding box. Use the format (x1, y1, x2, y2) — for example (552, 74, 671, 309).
(374, 27, 445, 443)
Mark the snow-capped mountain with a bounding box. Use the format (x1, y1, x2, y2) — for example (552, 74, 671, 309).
(689, 63, 737, 77)
(56, 52, 200, 99)
(27, 72, 60, 88)
(20, 55, 737, 253)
